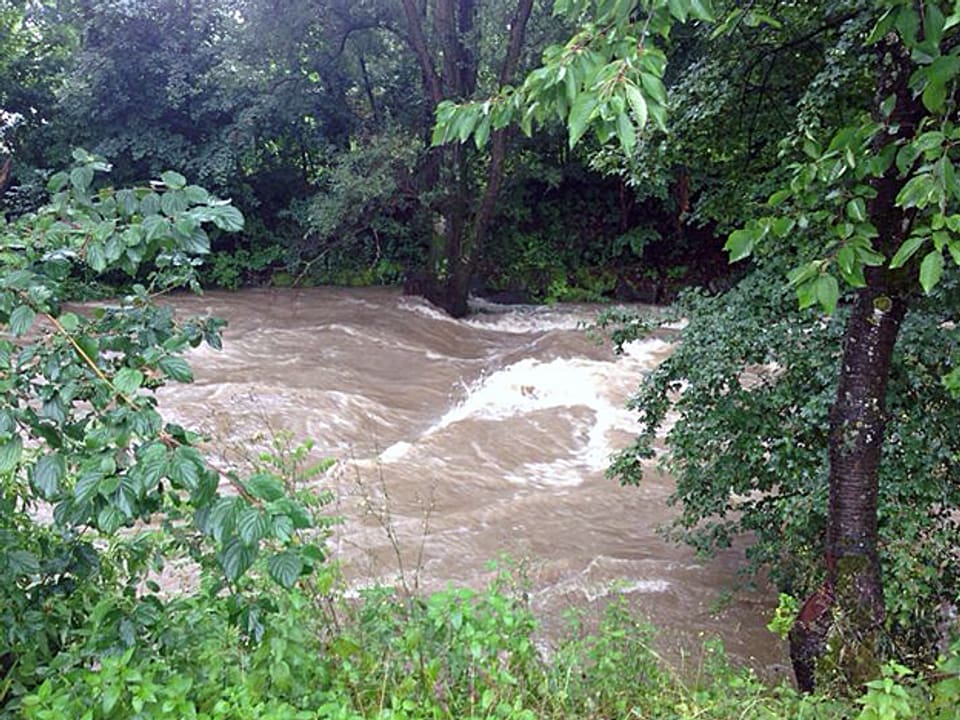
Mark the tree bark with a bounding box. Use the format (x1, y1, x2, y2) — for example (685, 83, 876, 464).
(790, 30, 923, 692)
(430, 0, 535, 318)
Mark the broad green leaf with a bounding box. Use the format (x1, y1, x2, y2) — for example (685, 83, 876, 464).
(648, 101, 668, 132)
(688, 0, 715, 22)
(8, 305, 36, 337)
(0, 436, 23, 473)
(919, 250, 944, 293)
(890, 236, 925, 269)
(70, 165, 94, 194)
(897, 173, 935, 209)
(113, 367, 143, 396)
(845, 198, 867, 222)
(725, 228, 756, 262)
(943, 366, 960, 397)
(616, 111, 636, 154)
(272, 514, 295, 543)
(161, 189, 189, 215)
(136, 441, 168, 492)
(168, 446, 203, 491)
(183, 185, 210, 204)
(639, 72, 667, 106)
(86, 242, 107, 272)
(267, 551, 303, 588)
(237, 506, 270, 546)
(206, 496, 241, 543)
(923, 81, 947, 113)
(98, 505, 125, 534)
(567, 92, 598, 148)
(625, 83, 648, 128)
(473, 115, 491, 149)
(158, 356, 194, 383)
(220, 539, 257, 581)
(32, 453, 65, 498)
(160, 171, 187, 190)
(246, 473, 286, 502)
(772, 217, 795, 237)
(815, 274, 840, 314)
(142, 215, 170, 242)
(211, 205, 244, 233)
(8, 550, 40, 576)
(667, 0, 689, 22)
(837, 245, 856, 275)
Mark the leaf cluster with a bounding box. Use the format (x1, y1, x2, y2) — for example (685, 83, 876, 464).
(0, 151, 329, 710)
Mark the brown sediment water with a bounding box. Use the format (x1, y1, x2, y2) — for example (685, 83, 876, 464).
(157, 286, 788, 675)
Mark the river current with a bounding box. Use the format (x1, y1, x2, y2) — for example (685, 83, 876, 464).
(157, 286, 787, 674)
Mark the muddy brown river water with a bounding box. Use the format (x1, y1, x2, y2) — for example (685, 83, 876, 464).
(157, 286, 788, 675)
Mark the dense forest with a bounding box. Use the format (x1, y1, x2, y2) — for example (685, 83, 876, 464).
(1, 0, 959, 717)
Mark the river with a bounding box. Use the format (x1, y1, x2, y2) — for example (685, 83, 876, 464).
(157, 286, 788, 675)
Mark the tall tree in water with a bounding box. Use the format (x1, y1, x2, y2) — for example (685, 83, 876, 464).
(401, 0, 536, 317)
(438, 0, 960, 691)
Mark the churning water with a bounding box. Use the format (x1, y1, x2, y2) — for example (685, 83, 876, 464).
(157, 286, 787, 673)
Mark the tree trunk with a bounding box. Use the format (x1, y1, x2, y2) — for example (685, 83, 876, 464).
(428, 0, 535, 318)
(789, 30, 922, 692)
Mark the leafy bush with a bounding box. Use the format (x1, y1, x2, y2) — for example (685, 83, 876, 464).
(605, 261, 960, 663)
(0, 151, 328, 711)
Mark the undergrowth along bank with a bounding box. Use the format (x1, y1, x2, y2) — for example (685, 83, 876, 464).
(15, 562, 960, 720)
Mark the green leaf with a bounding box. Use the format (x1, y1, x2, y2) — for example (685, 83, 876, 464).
(210, 205, 244, 233)
(8, 305, 36, 337)
(889, 236, 926, 269)
(267, 551, 303, 588)
(70, 166, 94, 194)
(168, 446, 203, 491)
(845, 198, 867, 222)
(639, 72, 667, 106)
(688, 0, 715, 22)
(0, 436, 23, 473)
(625, 83, 648, 128)
(220, 539, 257, 581)
(142, 215, 170, 242)
(246, 473, 286, 502)
(86, 242, 107, 272)
(724, 228, 756, 262)
(837, 245, 856, 276)
(136, 441, 168, 492)
(772, 217, 795, 238)
(815, 274, 840, 314)
(919, 250, 944, 293)
(897, 173, 935, 209)
(98, 505, 125, 534)
(237, 506, 269, 546)
(206, 496, 241, 543)
(567, 93, 598, 148)
(160, 171, 187, 190)
(32, 453, 66, 499)
(113, 367, 144, 396)
(8, 550, 40, 576)
(158, 356, 194, 383)
(615, 111, 636, 154)
(272, 514, 295, 543)
(161, 189, 189, 215)
(183, 185, 210, 204)
(473, 115, 491, 150)
(923, 81, 947, 113)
